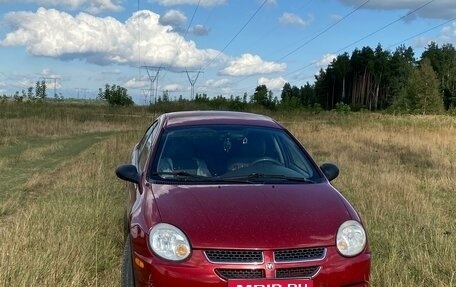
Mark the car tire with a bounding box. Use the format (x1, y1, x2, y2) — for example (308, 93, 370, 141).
(122, 235, 135, 287)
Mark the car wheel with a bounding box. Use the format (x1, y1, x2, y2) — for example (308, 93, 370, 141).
(122, 235, 135, 287)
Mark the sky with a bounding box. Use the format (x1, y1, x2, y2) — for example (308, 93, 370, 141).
(0, 0, 456, 104)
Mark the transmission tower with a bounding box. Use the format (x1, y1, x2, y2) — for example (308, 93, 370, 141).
(42, 77, 60, 98)
(141, 66, 161, 105)
(141, 89, 151, 105)
(75, 88, 88, 100)
(183, 69, 203, 100)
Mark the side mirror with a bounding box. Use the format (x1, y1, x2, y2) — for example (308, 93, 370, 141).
(115, 164, 140, 184)
(320, 163, 339, 182)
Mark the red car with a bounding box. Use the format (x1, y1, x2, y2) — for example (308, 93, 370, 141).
(116, 111, 370, 287)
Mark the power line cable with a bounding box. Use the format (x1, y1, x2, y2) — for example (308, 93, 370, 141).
(159, 0, 201, 95)
(0, 72, 31, 88)
(387, 17, 456, 49)
(222, 0, 371, 93)
(277, 0, 370, 62)
(286, 0, 441, 78)
(286, 17, 456, 81)
(204, 0, 269, 69)
(333, 0, 435, 55)
(231, 13, 453, 97)
(184, 0, 201, 39)
(249, 0, 315, 54)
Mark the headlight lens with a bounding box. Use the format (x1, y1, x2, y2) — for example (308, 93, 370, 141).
(336, 220, 367, 257)
(149, 223, 191, 261)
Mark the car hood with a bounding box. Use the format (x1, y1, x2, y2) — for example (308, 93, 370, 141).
(151, 183, 352, 249)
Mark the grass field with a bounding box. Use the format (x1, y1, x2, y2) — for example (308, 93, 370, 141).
(0, 102, 455, 286)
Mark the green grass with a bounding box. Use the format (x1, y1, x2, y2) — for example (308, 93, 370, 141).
(0, 132, 117, 217)
(0, 102, 455, 286)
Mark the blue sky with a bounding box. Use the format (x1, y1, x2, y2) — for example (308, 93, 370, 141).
(1, 0, 455, 104)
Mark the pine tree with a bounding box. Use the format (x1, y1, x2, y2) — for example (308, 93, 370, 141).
(414, 58, 444, 114)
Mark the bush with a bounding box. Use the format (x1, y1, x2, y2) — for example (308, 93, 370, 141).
(335, 102, 351, 114)
(98, 84, 134, 106)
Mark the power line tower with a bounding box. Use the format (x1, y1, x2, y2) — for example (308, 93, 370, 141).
(42, 77, 60, 98)
(141, 66, 161, 105)
(183, 69, 203, 100)
(75, 88, 88, 100)
(141, 89, 151, 106)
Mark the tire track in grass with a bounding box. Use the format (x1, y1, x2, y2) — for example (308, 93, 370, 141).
(0, 133, 133, 286)
(0, 131, 116, 217)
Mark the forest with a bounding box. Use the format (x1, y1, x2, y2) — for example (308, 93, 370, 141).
(152, 42, 456, 115)
(285, 42, 456, 114)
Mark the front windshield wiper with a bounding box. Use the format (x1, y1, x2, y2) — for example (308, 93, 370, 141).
(153, 171, 209, 179)
(221, 173, 315, 184)
(152, 171, 252, 183)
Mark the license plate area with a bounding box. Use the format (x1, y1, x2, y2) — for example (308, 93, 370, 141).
(228, 279, 313, 287)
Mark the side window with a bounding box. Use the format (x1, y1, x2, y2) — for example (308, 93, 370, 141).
(138, 122, 156, 151)
(280, 135, 316, 178)
(138, 122, 158, 171)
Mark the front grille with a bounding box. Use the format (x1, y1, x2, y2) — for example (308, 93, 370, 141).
(274, 247, 325, 262)
(276, 266, 320, 278)
(205, 250, 263, 263)
(215, 269, 265, 280)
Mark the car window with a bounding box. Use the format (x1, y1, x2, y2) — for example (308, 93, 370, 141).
(151, 125, 320, 183)
(138, 121, 157, 152)
(138, 121, 158, 171)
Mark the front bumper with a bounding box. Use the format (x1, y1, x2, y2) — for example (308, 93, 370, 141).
(130, 236, 371, 287)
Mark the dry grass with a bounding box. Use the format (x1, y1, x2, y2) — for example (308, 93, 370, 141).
(0, 103, 455, 286)
(285, 112, 456, 287)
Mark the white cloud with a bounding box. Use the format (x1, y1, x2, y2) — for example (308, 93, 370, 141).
(101, 69, 122, 75)
(124, 76, 149, 89)
(314, 53, 337, 71)
(221, 54, 286, 76)
(0, 8, 220, 69)
(440, 21, 456, 43)
(330, 14, 343, 22)
(258, 76, 287, 91)
(279, 13, 313, 27)
(411, 21, 456, 48)
(205, 78, 231, 88)
(339, 0, 456, 20)
(0, 0, 123, 14)
(158, 11, 209, 36)
(159, 9, 187, 27)
(38, 69, 62, 89)
(262, 0, 277, 6)
(0, 72, 37, 89)
(189, 24, 210, 36)
(150, 0, 226, 7)
(162, 83, 182, 92)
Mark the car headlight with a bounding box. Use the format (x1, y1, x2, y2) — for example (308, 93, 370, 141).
(336, 220, 367, 257)
(149, 223, 191, 261)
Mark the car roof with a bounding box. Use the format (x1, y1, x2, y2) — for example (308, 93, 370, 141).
(160, 110, 283, 129)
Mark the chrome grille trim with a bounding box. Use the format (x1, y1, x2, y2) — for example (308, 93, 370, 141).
(274, 247, 326, 263)
(204, 249, 264, 264)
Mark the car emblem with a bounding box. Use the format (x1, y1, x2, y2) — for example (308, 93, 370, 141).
(265, 263, 274, 270)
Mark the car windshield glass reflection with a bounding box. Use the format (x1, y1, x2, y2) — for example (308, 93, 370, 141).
(151, 125, 320, 183)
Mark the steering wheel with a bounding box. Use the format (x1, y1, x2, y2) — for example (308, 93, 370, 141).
(251, 157, 282, 166)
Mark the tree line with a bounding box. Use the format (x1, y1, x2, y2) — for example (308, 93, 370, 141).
(3, 42, 456, 115)
(2, 81, 53, 102)
(154, 42, 456, 115)
(311, 42, 456, 114)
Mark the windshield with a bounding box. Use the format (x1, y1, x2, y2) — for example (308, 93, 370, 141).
(150, 125, 321, 184)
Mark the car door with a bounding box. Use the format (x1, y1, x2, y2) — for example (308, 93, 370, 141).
(126, 120, 159, 231)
